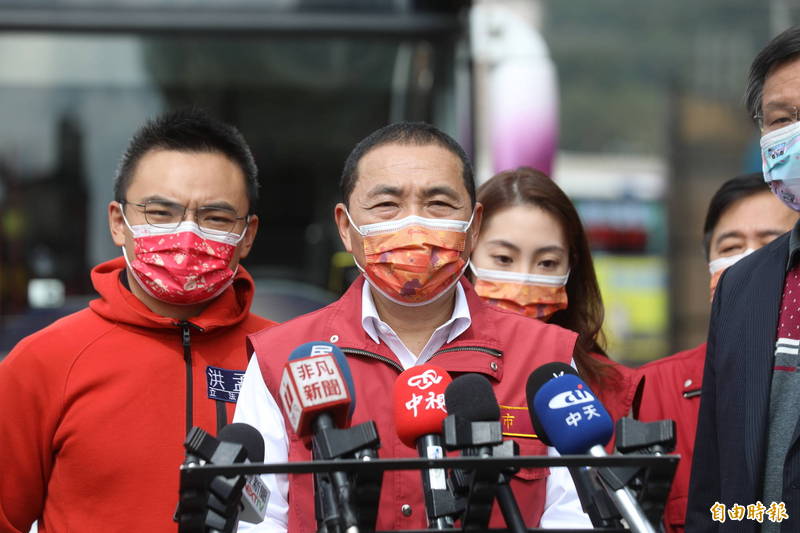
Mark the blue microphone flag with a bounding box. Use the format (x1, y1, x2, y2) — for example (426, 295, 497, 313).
(532, 373, 613, 455)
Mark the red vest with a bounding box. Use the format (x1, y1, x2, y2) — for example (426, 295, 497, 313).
(586, 352, 642, 453)
(248, 277, 577, 531)
(637, 343, 706, 533)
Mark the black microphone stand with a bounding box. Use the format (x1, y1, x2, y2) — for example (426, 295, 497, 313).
(568, 464, 626, 529)
(442, 415, 526, 533)
(175, 427, 248, 533)
(180, 453, 677, 533)
(492, 440, 527, 533)
(563, 418, 676, 533)
(605, 418, 676, 529)
(311, 416, 382, 533)
(416, 434, 459, 530)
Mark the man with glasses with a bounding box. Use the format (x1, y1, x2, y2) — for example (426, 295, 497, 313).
(687, 26, 800, 532)
(638, 173, 798, 533)
(0, 109, 277, 532)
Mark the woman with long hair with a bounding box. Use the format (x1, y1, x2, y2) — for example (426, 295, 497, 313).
(469, 167, 637, 420)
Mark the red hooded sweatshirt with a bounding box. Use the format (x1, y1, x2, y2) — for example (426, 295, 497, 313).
(0, 257, 275, 533)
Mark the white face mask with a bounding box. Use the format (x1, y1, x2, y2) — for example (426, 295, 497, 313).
(468, 263, 570, 320)
(122, 216, 248, 246)
(708, 248, 756, 276)
(708, 248, 755, 302)
(469, 263, 570, 287)
(346, 211, 475, 237)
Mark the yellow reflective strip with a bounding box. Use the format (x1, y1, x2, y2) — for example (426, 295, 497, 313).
(502, 432, 539, 439)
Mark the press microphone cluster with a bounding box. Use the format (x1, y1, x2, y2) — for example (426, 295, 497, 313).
(389, 361, 669, 532)
(392, 367, 527, 532)
(278, 341, 381, 533)
(175, 423, 268, 533)
(268, 341, 669, 532)
(527, 362, 658, 533)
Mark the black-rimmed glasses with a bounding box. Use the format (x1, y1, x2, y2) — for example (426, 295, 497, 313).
(121, 199, 248, 237)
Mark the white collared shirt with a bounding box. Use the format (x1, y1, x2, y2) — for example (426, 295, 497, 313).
(361, 280, 472, 369)
(234, 280, 591, 531)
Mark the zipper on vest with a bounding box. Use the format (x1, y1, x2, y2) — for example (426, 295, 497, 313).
(340, 345, 502, 371)
(176, 321, 204, 436)
(340, 347, 403, 372)
(431, 346, 503, 358)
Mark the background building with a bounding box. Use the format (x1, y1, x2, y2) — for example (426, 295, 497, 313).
(0, 0, 792, 363)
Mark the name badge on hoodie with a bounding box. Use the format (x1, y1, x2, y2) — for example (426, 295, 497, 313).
(207, 366, 246, 403)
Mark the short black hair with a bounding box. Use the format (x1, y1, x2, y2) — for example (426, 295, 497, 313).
(702, 172, 770, 258)
(746, 26, 800, 123)
(114, 109, 259, 214)
(340, 122, 475, 207)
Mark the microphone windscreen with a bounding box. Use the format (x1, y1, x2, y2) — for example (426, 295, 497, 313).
(287, 341, 356, 411)
(444, 373, 500, 422)
(393, 364, 452, 447)
(280, 341, 355, 436)
(525, 362, 578, 445)
(218, 423, 265, 462)
(531, 372, 613, 455)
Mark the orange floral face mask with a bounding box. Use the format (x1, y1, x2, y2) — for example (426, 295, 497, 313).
(470, 263, 569, 320)
(348, 212, 473, 306)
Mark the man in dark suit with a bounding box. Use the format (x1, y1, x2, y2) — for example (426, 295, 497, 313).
(687, 26, 800, 532)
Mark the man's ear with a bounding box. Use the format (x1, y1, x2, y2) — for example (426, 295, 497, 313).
(108, 201, 127, 247)
(334, 203, 354, 253)
(237, 215, 259, 259)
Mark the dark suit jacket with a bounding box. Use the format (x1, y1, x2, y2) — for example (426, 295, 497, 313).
(686, 232, 800, 532)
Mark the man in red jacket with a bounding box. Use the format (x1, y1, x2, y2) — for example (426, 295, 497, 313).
(637, 172, 798, 533)
(0, 109, 277, 532)
(235, 122, 592, 532)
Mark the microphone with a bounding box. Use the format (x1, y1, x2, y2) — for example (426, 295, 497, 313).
(443, 374, 526, 533)
(278, 341, 367, 533)
(444, 374, 501, 428)
(443, 374, 502, 456)
(527, 362, 657, 533)
(217, 423, 269, 525)
(279, 341, 355, 438)
(527, 362, 613, 454)
(177, 426, 254, 533)
(525, 363, 619, 527)
(393, 364, 456, 529)
(177, 426, 241, 533)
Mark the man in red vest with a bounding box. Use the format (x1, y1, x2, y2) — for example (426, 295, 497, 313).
(235, 122, 593, 531)
(639, 173, 798, 533)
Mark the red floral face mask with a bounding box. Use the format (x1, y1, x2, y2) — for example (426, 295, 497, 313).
(122, 215, 246, 305)
(347, 212, 473, 306)
(470, 263, 569, 321)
